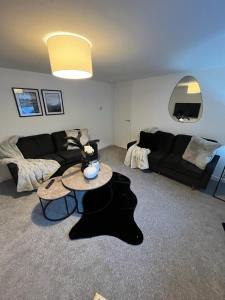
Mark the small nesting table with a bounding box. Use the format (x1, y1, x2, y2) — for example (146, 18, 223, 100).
(62, 163, 113, 214)
(37, 176, 76, 221)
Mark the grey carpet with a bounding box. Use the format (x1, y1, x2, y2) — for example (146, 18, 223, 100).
(0, 146, 225, 300)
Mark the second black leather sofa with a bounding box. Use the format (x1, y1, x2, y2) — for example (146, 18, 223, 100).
(127, 130, 220, 189)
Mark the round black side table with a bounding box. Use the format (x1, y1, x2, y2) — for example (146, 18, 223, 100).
(37, 176, 76, 221)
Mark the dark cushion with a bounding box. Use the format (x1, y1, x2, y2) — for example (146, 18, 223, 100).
(17, 137, 38, 158)
(154, 131, 174, 153)
(127, 141, 136, 150)
(171, 134, 192, 156)
(161, 154, 203, 178)
(40, 153, 65, 166)
(52, 131, 67, 152)
(148, 152, 166, 172)
(17, 134, 55, 158)
(57, 150, 82, 164)
(138, 131, 156, 150)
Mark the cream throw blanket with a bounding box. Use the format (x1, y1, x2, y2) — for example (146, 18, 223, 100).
(124, 144, 150, 169)
(0, 136, 60, 192)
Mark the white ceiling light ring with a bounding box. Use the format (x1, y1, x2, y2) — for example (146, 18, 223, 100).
(43, 31, 92, 47)
(52, 70, 92, 80)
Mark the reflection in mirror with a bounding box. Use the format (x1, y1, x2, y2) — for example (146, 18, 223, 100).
(169, 76, 203, 123)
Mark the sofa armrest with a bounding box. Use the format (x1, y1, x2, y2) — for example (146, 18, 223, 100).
(7, 163, 18, 185)
(200, 155, 220, 188)
(127, 141, 137, 150)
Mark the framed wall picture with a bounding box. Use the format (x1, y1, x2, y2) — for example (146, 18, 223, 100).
(41, 89, 64, 115)
(12, 88, 43, 117)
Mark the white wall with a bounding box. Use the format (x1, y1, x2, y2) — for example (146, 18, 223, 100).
(114, 68, 225, 178)
(0, 68, 114, 181)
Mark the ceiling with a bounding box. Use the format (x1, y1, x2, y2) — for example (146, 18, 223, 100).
(1, 0, 225, 82)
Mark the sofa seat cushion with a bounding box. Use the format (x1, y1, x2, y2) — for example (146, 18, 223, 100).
(161, 154, 203, 177)
(40, 153, 65, 166)
(57, 150, 81, 164)
(162, 154, 203, 178)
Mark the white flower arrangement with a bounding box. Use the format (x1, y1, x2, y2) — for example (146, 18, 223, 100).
(84, 145, 94, 155)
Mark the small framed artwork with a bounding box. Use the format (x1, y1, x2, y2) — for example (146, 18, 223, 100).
(41, 89, 64, 115)
(12, 88, 43, 117)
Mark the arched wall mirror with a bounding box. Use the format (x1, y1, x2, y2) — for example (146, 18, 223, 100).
(169, 76, 203, 123)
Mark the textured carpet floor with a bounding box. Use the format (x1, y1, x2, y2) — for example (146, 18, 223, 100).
(0, 146, 225, 300)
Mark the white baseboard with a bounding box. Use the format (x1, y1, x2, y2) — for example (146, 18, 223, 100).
(99, 144, 115, 150)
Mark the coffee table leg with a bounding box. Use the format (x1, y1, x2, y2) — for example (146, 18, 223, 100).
(73, 191, 82, 214)
(39, 198, 46, 218)
(39, 197, 51, 220)
(39, 196, 76, 221)
(64, 197, 69, 215)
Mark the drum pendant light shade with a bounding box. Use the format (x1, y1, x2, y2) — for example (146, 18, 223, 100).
(46, 33, 93, 79)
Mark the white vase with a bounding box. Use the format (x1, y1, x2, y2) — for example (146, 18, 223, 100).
(83, 166, 98, 180)
(89, 160, 100, 172)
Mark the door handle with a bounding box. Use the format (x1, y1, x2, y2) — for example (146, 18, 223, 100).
(125, 120, 131, 122)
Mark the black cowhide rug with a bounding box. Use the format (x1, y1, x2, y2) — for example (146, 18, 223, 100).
(69, 172, 144, 245)
(222, 223, 225, 231)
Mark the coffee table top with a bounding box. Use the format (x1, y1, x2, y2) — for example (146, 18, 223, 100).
(62, 163, 113, 191)
(37, 176, 70, 201)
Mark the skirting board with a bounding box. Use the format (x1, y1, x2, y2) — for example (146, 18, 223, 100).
(99, 144, 114, 150)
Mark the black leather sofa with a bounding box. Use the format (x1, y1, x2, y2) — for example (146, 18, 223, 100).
(127, 130, 220, 189)
(8, 130, 98, 184)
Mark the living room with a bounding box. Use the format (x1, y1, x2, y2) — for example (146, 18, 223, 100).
(1, 1, 225, 300)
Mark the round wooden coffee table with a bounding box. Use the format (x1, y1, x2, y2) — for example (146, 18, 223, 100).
(37, 176, 76, 221)
(62, 163, 113, 214)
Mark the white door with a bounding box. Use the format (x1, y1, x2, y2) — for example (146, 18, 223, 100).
(114, 82, 132, 148)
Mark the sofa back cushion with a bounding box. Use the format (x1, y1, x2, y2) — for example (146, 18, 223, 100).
(51, 131, 67, 152)
(171, 134, 192, 156)
(17, 134, 55, 158)
(137, 131, 156, 150)
(65, 128, 89, 150)
(154, 131, 174, 153)
(182, 136, 221, 170)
